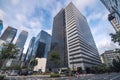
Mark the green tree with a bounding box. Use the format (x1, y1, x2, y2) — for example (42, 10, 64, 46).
(30, 59, 38, 69)
(49, 51, 60, 67)
(110, 31, 120, 45)
(110, 31, 120, 72)
(110, 31, 120, 53)
(112, 56, 120, 72)
(91, 64, 108, 74)
(0, 43, 19, 67)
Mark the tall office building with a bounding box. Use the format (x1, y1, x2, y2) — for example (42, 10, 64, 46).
(0, 20, 3, 34)
(32, 30, 51, 72)
(25, 37, 35, 63)
(101, 0, 120, 31)
(0, 26, 17, 67)
(32, 30, 51, 58)
(0, 26, 17, 43)
(47, 2, 101, 72)
(15, 30, 28, 60)
(47, 9, 68, 69)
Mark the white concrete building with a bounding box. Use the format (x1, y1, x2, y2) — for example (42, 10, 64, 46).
(34, 58, 47, 72)
(101, 50, 120, 66)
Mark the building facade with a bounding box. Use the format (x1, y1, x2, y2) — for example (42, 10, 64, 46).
(0, 20, 3, 34)
(101, 50, 120, 66)
(25, 37, 35, 63)
(32, 30, 51, 72)
(32, 30, 51, 58)
(15, 30, 28, 60)
(47, 2, 101, 72)
(101, 0, 120, 31)
(47, 9, 68, 69)
(0, 26, 17, 43)
(65, 2, 101, 71)
(34, 58, 47, 72)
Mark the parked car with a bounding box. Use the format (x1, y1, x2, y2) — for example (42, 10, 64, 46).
(5, 70, 11, 75)
(28, 70, 33, 75)
(9, 70, 19, 76)
(19, 69, 28, 76)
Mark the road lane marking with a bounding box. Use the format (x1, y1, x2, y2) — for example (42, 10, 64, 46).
(110, 75, 120, 80)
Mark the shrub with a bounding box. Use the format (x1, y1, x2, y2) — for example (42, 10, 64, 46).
(50, 73, 61, 77)
(0, 75, 5, 80)
(65, 73, 73, 76)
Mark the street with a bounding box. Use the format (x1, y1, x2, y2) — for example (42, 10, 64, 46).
(5, 73, 120, 80)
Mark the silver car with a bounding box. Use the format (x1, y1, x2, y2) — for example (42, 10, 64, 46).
(9, 70, 19, 76)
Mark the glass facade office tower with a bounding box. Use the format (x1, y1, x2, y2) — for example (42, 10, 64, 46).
(0, 26, 17, 43)
(0, 20, 3, 34)
(15, 30, 28, 60)
(32, 30, 51, 59)
(48, 2, 101, 72)
(101, 0, 120, 31)
(0, 20, 4, 51)
(32, 30, 51, 72)
(47, 9, 68, 69)
(25, 37, 35, 63)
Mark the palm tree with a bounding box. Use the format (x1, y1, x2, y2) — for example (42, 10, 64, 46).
(0, 43, 19, 68)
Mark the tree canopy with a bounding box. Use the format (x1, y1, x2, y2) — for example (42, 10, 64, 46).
(0, 43, 19, 59)
(110, 31, 120, 56)
(110, 31, 120, 72)
(0, 43, 19, 68)
(112, 56, 120, 72)
(30, 59, 38, 68)
(49, 51, 60, 66)
(110, 31, 120, 45)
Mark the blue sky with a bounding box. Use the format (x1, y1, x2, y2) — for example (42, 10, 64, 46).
(0, 0, 119, 54)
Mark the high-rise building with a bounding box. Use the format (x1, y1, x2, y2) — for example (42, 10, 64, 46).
(0, 26, 17, 43)
(101, 50, 120, 66)
(21, 53, 26, 62)
(25, 37, 35, 63)
(32, 30, 51, 72)
(0, 20, 3, 34)
(47, 2, 101, 72)
(32, 30, 51, 58)
(47, 9, 68, 69)
(15, 30, 28, 60)
(0, 26, 17, 67)
(100, 0, 120, 31)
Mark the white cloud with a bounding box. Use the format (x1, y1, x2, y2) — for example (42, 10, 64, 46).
(90, 11, 117, 54)
(45, 29, 52, 35)
(16, 14, 27, 22)
(96, 35, 120, 54)
(65, 0, 97, 14)
(0, 9, 5, 20)
(51, 1, 63, 18)
(87, 12, 104, 23)
(11, 0, 20, 5)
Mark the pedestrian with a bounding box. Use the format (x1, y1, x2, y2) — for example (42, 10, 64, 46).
(75, 72, 79, 78)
